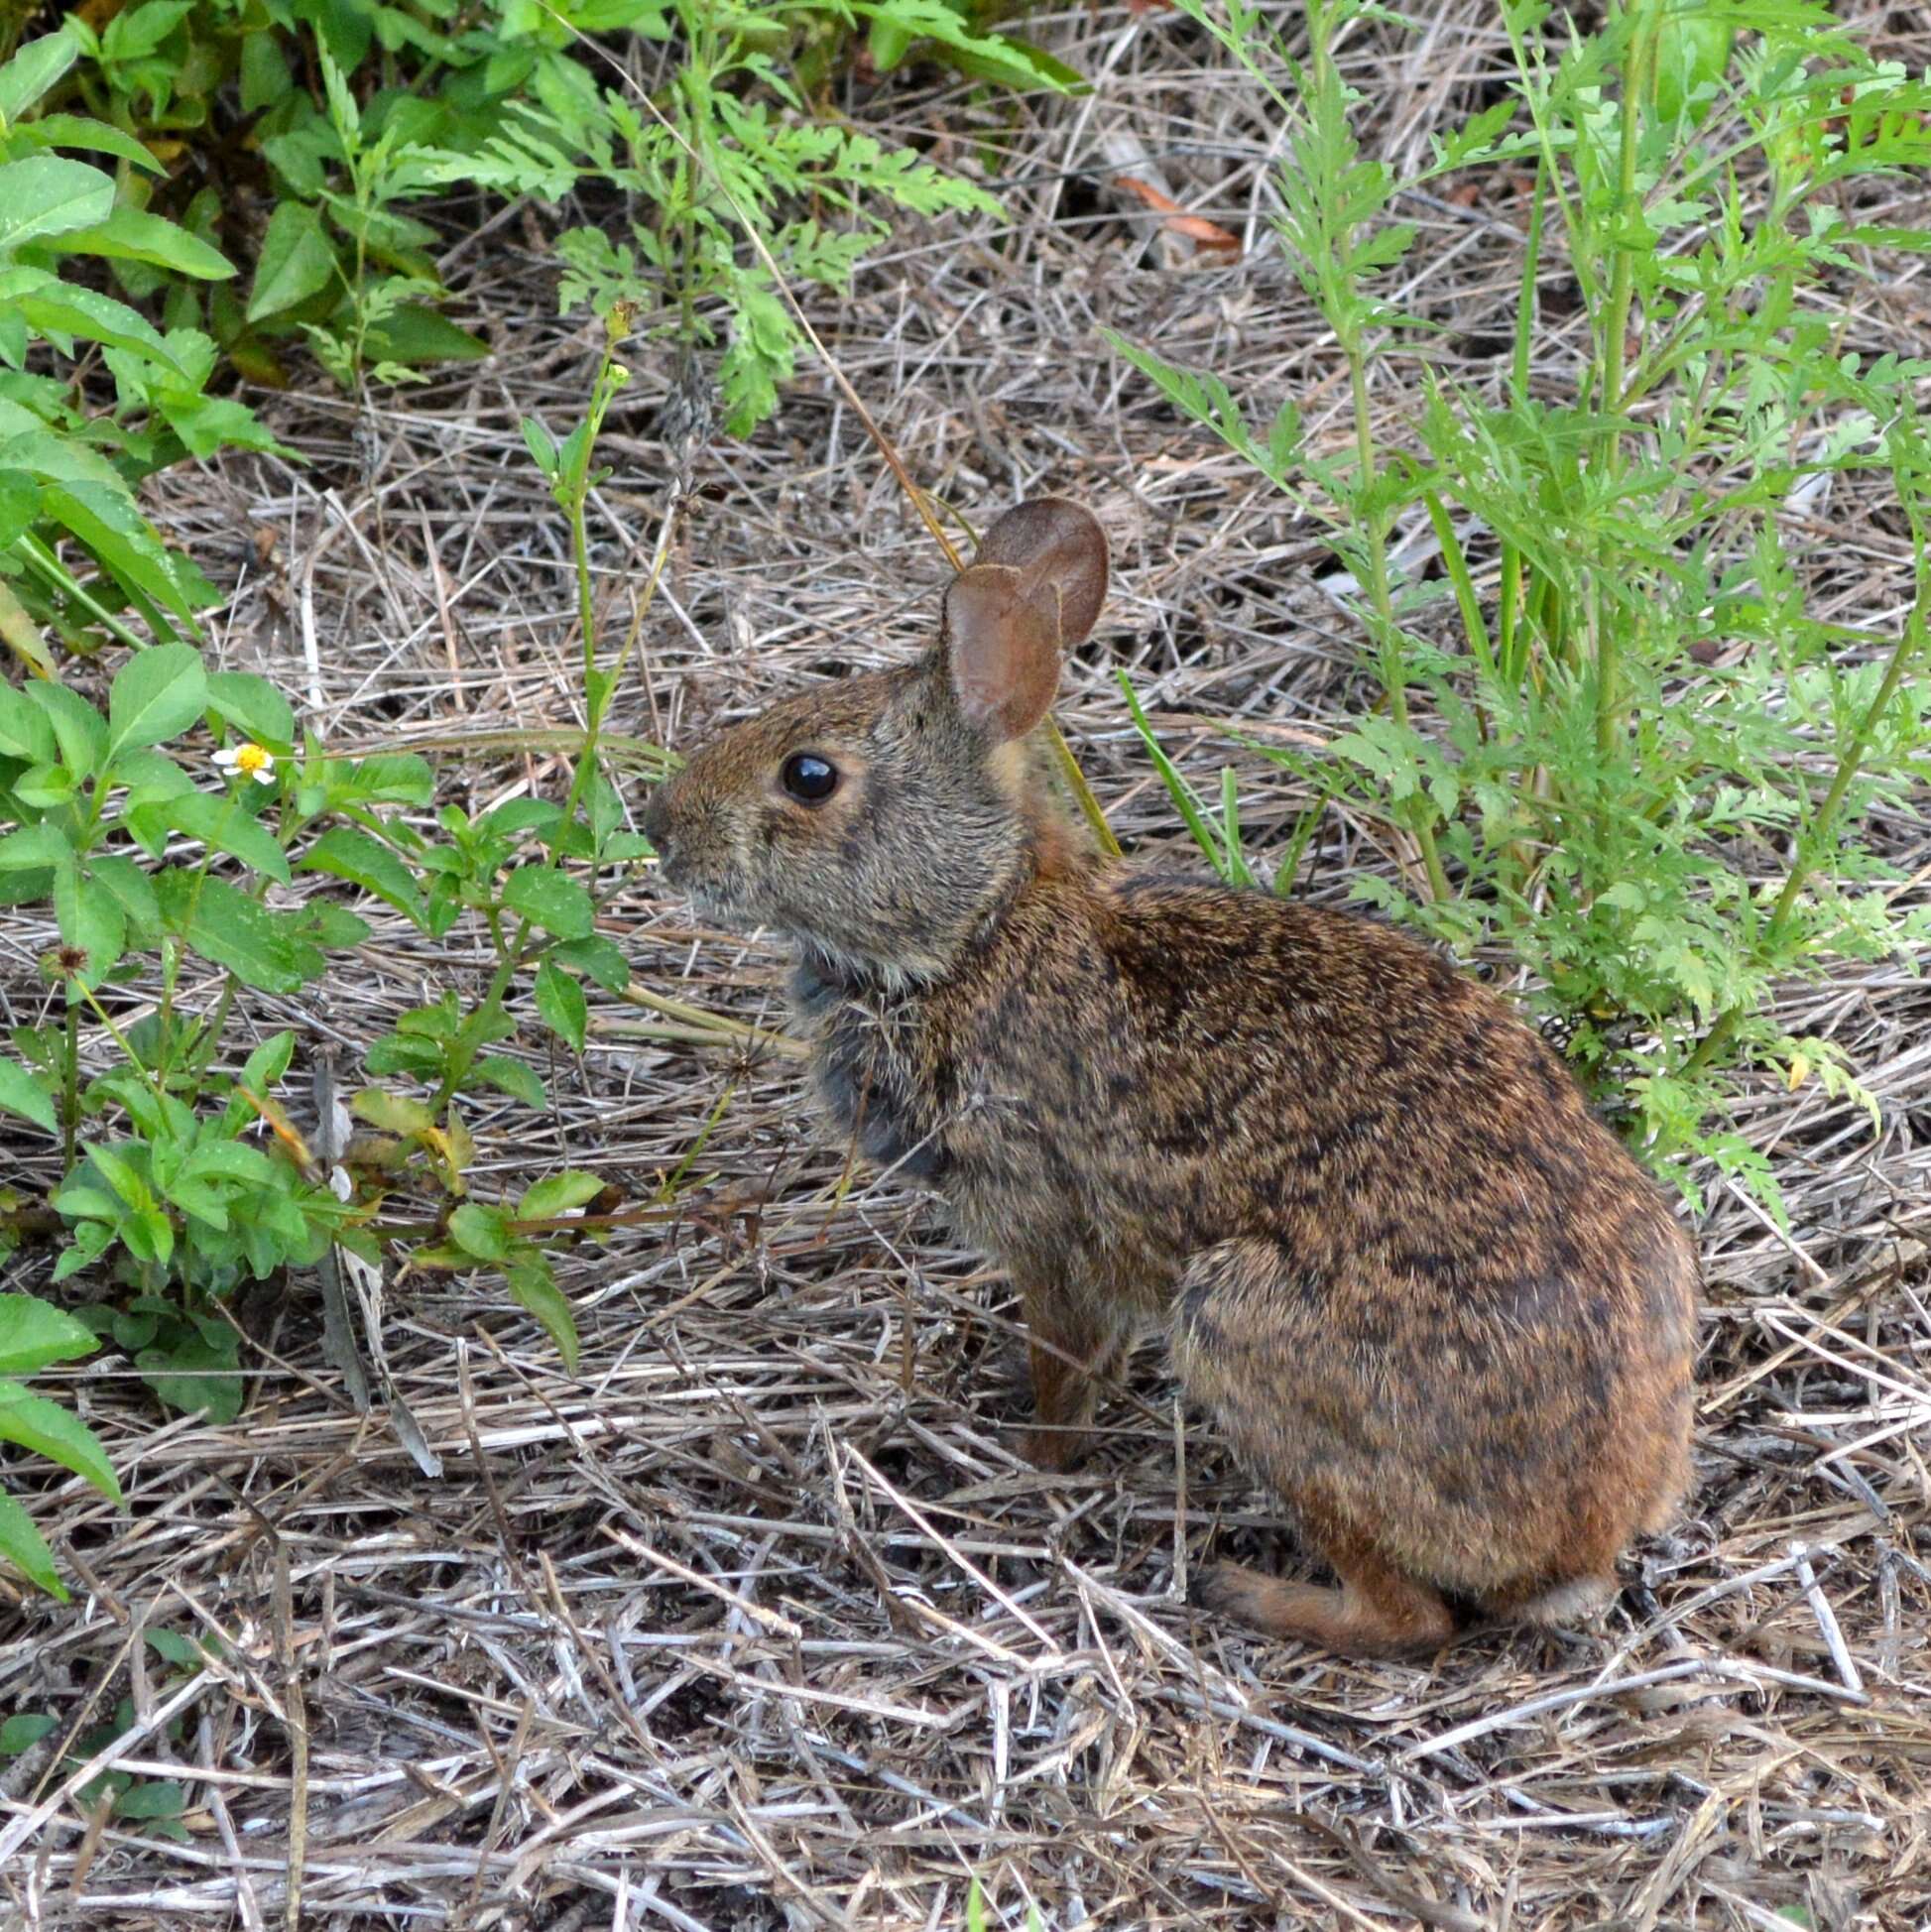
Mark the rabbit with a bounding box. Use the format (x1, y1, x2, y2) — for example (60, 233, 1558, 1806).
(639, 498, 1699, 1658)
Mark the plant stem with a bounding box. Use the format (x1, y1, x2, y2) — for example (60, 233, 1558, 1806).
(1595, 0, 1658, 759)
(1683, 599, 1925, 1076)
(1348, 350, 1452, 903)
(61, 991, 79, 1171)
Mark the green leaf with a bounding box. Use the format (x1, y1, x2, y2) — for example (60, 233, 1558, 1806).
(0, 1059, 58, 1135)
(181, 1142, 276, 1186)
(53, 207, 235, 281)
(155, 872, 321, 994)
(0, 680, 57, 763)
(471, 1054, 546, 1109)
(137, 1329, 241, 1424)
(86, 855, 163, 947)
(13, 281, 186, 371)
(0, 30, 82, 123)
(337, 753, 434, 806)
(520, 417, 556, 475)
(206, 671, 295, 751)
(246, 202, 337, 322)
(0, 823, 67, 871)
(0, 156, 115, 251)
(501, 865, 593, 938)
(534, 957, 587, 1052)
(162, 1176, 228, 1230)
(551, 933, 630, 993)
(55, 859, 126, 985)
(106, 644, 207, 758)
(8, 114, 161, 173)
(24, 680, 106, 779)
(239, 1029, 296, 1095)
(506, 1260, 579, 1374)
(115, 1778, 184, 1821)
(0, 1380, 124, 1504)
(0, 1491, 65, 1601)
(0, 1711, 60, 1754)
(361, 303, 489, 366)
(448, 1202, 514, 1264)
(0, 1295, 98, 1376)
(518, 1170, 604, 1219)
(160, 789, 292, 885)
(145, 1628, 208, 1670)
(300, 825, 426, 924)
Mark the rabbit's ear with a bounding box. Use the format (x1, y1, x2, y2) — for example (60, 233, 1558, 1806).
(941, 500, 1108, 741)
(974, 499, 1108, 644)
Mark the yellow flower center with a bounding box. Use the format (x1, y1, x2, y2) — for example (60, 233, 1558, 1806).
(235, 743, 271, 774)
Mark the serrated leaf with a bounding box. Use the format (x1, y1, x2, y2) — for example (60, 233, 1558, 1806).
(0, 823, 71, 871)
(106, 645, 207, 758)
(300, 826, 426, 925)
(0, 1380, 123, 1503)
(206, 672, 295, 750)
(25, 680, 107, 780)
(239, 1029, 296, 1094)
(154, 872, 320, 994)
(0, 30, 82, 122)
(448, 1202, 514, 1263)
(54, 207, 235, 280)
(501, 865, 593, 938)
(0, 1059, 58, 1135)
(0, 1294, 98, 1376)
(0, 1491, 65, 1601)
(85, 856, 163, 948)
(337, 753, 434, 805)
(471, 1054, 546, 1109)
(0, 156, 115, 251)
(534, 957, 587, 1052)
(55, 859, 126, 985)
(181, 1142, 277, 1185)
(14, 281, 186, 371)
(161, 789, 291, 884)
(518, 1170, 604, 1220)
(0, 681, 57, 763)
(551, 933, 630, 993)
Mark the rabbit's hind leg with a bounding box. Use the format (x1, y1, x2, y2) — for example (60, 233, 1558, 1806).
(1169, 1236, 1456, 1657)
(1192, 1548, 1454, 1657)
(1017, 1271, 1131, 1472)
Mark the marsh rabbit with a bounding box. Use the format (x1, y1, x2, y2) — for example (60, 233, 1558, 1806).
(641, 499, 1699, 1657)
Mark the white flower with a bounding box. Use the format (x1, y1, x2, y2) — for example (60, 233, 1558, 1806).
(213, 742, 277, 785)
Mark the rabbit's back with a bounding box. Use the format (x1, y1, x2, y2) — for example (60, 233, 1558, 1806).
(797, 865, 1697, 1591)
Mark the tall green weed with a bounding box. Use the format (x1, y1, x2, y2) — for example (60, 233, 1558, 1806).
(1113, 0, 1931, 1217)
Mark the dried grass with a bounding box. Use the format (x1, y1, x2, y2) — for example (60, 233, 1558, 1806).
(3, 4, 1929, 1927)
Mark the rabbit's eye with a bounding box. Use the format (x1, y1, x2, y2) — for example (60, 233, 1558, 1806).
(782, 753, 839, 804)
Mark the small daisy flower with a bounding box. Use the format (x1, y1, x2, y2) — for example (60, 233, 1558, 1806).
(214, 742, 277, 785)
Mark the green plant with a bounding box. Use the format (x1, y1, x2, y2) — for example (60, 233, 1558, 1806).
(0, 1627, 215, 1836)
(13, 1, 1070, 423)
(436, 0, 1067, 432)
(0, 27, 287, 663)
(1111, 0, 1931, 1214)
(1, 335, 683, 1593)
(0, 1292, 122, 1601)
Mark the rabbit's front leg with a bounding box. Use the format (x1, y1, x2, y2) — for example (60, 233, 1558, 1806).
(1016, 1273, 1127, 1473)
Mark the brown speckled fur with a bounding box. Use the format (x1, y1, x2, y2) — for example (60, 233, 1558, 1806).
(641, 500, 1700, 1659)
